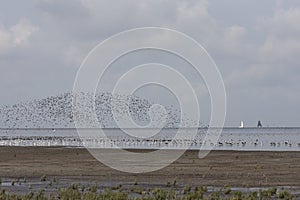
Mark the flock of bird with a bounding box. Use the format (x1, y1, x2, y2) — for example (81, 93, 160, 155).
(217, 140, 296, 147)
(1, 133, 298, 148)
(0, 92, 199, 129)
(0, 92, 298, 149)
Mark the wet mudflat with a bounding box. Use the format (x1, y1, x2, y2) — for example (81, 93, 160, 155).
(0, 147, 300, 198)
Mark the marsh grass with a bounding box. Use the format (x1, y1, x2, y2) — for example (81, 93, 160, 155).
(172, 178, 177, 186)
(133, 186, 143, 195)
(224, 187, 231, 195)
(40, 175, 47, 182)
(88, 184, 97, 193)
(0, 178, 295, 200)
(278, 190, 292, 199)
(52, 177, 58, 183)
(166, 181, 171, 187)
(111, 184, 123, 191)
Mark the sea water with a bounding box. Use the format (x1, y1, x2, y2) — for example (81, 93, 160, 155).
(0, 127, 300, 151)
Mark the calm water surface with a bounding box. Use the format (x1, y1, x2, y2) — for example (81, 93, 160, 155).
(0, 127, 300, 151)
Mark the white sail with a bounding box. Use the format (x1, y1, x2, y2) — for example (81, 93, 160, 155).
(239, 121, 244, 128)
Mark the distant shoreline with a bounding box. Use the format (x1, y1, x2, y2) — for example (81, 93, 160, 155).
(1, 126, 300, 130)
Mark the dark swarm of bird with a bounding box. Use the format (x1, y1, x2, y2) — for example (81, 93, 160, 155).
(0, 92, 200, 129)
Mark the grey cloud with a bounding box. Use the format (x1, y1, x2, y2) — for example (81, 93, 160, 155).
(0, 0, 299, 126)
(0, 18, 39, 54)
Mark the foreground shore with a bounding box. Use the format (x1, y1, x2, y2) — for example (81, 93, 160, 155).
(0, 147, 300, 187)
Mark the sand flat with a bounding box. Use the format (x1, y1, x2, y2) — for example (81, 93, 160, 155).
(0, 147, 300, 187)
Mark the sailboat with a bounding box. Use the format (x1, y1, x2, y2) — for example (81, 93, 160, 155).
(239, 121, 244, 128)
(257, 120, 262, 128)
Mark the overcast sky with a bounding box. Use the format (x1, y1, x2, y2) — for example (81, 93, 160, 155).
(0, 0, 300, 127)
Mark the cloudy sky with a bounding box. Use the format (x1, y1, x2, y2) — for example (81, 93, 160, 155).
(0, 0, 300, 127)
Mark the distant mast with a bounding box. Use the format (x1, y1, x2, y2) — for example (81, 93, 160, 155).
(257, 120, 262, 128)
(239, 121, 244, 128)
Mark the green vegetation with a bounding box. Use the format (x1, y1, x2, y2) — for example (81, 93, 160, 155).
(111, 184, 123, 191)
(166, 181, 171, 187)
(259, 187, 277, 197)
(52, 177, 58, 183)
(172, 178, 177, 186)
(88, 184, 98, 193)
(224, 187, 231, 195)
(277, 190, 293, 199)
(133, 186, 143, 195)
(0, 178, 295, 200)
(40, 175, 47, 182)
